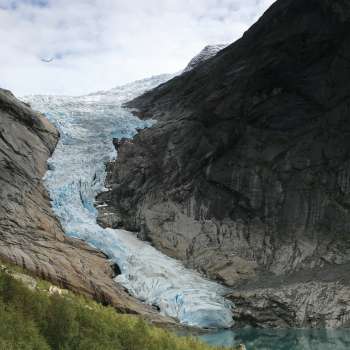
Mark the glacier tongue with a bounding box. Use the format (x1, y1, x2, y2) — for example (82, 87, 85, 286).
(23, 75, 233, 328)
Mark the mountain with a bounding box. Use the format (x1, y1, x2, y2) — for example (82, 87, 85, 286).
(97, 0, 350, 327)
(0, 88, 172, 324)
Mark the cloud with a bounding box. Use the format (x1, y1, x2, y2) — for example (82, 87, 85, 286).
(0, 0, 276, 95)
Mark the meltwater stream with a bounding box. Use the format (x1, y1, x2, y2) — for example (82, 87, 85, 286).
(24, 75, 233, 329)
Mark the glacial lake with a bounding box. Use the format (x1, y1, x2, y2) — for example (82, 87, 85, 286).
(198, 329, 350, 350)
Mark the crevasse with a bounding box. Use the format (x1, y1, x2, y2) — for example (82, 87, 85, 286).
(24, 75, 234, 328)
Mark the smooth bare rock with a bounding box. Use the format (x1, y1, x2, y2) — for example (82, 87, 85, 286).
(97, 0, 350, 327)
(0, 88, 172, 325)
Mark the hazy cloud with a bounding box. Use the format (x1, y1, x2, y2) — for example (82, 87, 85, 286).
(0, 0, 275, 95)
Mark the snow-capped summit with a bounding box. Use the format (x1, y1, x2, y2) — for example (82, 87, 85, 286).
(183, 44, 228, 72)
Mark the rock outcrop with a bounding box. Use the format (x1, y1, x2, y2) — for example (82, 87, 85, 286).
(0, 88, 172, 325)
(230, 281, 350, 328)
(228, 263, 350, 328)
(97, 0, 350, 327)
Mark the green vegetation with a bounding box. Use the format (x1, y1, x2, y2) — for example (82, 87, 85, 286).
(0, 264, 237, 350)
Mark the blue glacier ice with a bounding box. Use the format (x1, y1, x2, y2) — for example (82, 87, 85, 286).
(23, 74, 234, 328)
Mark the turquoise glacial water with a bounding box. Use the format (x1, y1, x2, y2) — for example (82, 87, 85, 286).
(199, 329, 350, 350)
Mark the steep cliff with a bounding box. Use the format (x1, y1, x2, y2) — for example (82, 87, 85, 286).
(97, 0, 350, 327)
(0, 88, 172, 324)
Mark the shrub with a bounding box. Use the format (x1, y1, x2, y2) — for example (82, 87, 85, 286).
(0, 267, 234, 350)
(0, 302, 50, 350)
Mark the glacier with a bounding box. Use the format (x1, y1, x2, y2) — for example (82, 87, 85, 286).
(24, 74, 233, 328)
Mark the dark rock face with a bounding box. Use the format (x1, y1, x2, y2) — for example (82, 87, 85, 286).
(0, 89, 172, 324)
(97, 0, 350, 327)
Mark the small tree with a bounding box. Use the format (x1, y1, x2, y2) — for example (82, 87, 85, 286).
(45, 294, 79, 349)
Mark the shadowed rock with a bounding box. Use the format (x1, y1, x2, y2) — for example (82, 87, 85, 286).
(97, 0, 350, 327)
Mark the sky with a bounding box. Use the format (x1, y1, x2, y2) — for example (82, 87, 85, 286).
(0, 0, 275, 96)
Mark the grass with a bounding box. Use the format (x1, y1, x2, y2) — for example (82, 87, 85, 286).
(0, 261, 240, 350)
